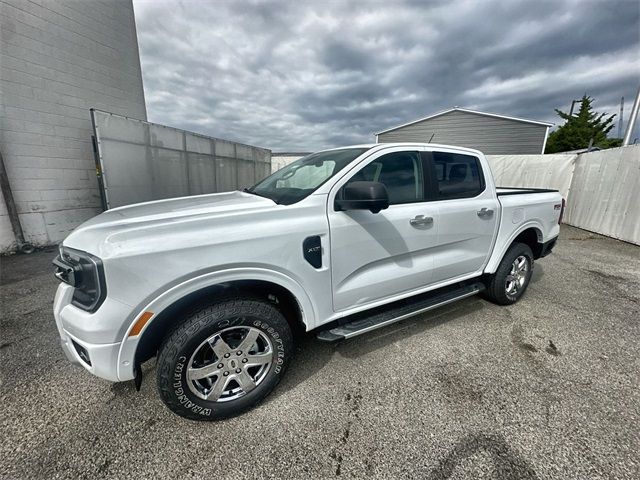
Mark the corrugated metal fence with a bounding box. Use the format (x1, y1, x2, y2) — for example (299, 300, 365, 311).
(91, 109, 271, 209)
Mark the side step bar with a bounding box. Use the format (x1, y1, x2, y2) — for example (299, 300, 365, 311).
(317, 282, 485, 342)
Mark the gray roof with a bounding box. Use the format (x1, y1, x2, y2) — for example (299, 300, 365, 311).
(376, 107, 554, 135)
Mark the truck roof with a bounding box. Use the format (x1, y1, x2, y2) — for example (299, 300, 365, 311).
(319, 142, 484, 156)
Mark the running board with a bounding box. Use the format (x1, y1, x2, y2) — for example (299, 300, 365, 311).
(317, 282, 485, 342)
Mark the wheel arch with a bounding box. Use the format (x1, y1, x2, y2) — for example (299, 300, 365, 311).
(512, 227, 544, 259)
(116, 269, 315, 381)
(484, 223, 544, 274)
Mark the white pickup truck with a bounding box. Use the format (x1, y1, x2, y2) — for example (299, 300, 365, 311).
(53, 143, 563, 420)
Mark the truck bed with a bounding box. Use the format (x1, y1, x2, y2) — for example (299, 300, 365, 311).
(483, 188, 563, 274)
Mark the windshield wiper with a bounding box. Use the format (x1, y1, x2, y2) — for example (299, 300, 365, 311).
(243, 188, 278, 204)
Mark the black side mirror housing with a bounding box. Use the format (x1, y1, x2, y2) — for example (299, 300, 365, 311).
(335, 181, 389, 214)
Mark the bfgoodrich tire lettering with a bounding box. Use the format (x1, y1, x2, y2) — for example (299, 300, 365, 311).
(484, 242, 534, 305)
(156, 298, 293, 420)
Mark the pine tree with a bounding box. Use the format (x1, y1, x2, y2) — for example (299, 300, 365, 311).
(545, 95, 622, 153)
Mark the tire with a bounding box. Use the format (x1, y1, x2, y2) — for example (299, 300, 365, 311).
(484, 242, 534, 305)
(156, 298, 293, 421)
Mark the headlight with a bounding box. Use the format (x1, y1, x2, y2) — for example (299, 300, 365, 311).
(53, 246, 107, 312)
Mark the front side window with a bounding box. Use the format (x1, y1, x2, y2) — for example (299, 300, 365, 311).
(346, 151, 423, 205)
(432, 152, 484, 199)
(249, 148, 369, 205)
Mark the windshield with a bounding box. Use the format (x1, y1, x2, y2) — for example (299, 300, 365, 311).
(248, 147, 370, 205)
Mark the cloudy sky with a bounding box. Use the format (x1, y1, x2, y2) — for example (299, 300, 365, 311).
(132, 0, 640, 151)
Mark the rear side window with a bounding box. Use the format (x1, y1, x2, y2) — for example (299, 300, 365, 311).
(431, 152, 484, 199)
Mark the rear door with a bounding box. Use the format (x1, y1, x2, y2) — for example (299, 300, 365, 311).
(424, 150, 499, 283)
(328, 148, 439, 312)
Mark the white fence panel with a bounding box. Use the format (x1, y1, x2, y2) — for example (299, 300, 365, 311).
(565, 146, 640, 245)
(486, 146, 639, 245)
(486, 154, 577, 198)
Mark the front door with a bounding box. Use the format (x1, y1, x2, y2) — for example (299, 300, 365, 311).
(328, 149, 440, 312)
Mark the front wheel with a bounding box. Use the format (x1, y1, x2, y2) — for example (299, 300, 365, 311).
(484, 242, 534, 305)
(156, 298, 293, 420)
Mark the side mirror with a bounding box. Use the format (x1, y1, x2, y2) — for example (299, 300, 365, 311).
(335, 181, 389, 214)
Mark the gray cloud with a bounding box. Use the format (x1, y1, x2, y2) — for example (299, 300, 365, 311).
(133, 0, 640, 150)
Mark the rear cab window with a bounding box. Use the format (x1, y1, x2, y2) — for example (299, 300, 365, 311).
(424, 151, 485, 200)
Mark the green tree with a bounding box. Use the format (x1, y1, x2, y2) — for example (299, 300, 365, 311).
(545, 95, 622, 153)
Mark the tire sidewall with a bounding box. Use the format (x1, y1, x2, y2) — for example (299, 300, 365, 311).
(496, 244, 534, 304)
(157, 300, 292, 420)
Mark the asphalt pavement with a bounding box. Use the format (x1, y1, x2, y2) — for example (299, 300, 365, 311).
(1, 225, 639, 479)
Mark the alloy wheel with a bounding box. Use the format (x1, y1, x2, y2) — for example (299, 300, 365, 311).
(186, 326, 273, 402)
(505, 255, 529, 298)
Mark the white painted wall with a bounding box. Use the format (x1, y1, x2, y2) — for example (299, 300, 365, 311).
(0, 0, 147, 252)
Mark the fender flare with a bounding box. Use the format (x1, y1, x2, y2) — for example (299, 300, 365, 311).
(484, 221, 544, 274)
(115, 267, 317, 381)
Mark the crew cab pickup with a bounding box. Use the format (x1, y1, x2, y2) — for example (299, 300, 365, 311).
(53, 143, 563, 420)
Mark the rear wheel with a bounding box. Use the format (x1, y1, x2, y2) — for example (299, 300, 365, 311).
(156, 298, 293, 420)
(484, 242, 534, 305)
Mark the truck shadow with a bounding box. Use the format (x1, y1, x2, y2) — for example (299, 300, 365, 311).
(336, 296, 487, 360)
(530, 263, 544, 284)
(274, 265, 546, 397)
(270, 295, 488, 398)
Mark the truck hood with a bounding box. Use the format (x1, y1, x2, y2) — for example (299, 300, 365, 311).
(64, 191, 277, 256)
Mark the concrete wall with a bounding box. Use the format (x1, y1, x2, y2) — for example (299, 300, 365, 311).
(0, 0, 147, 252)
(377, 110, 548, 155)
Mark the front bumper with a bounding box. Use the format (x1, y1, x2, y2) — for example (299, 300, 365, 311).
(53, 284, 133, 382)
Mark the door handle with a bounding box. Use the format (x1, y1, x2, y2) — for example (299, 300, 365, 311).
(409, 215, 433, 227)
(477, 208, 494, 218)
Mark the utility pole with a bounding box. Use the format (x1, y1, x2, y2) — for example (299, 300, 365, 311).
(569, 99, 583, 117)
(617, 97, 624, 139)
(623, 87, 640, 146)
